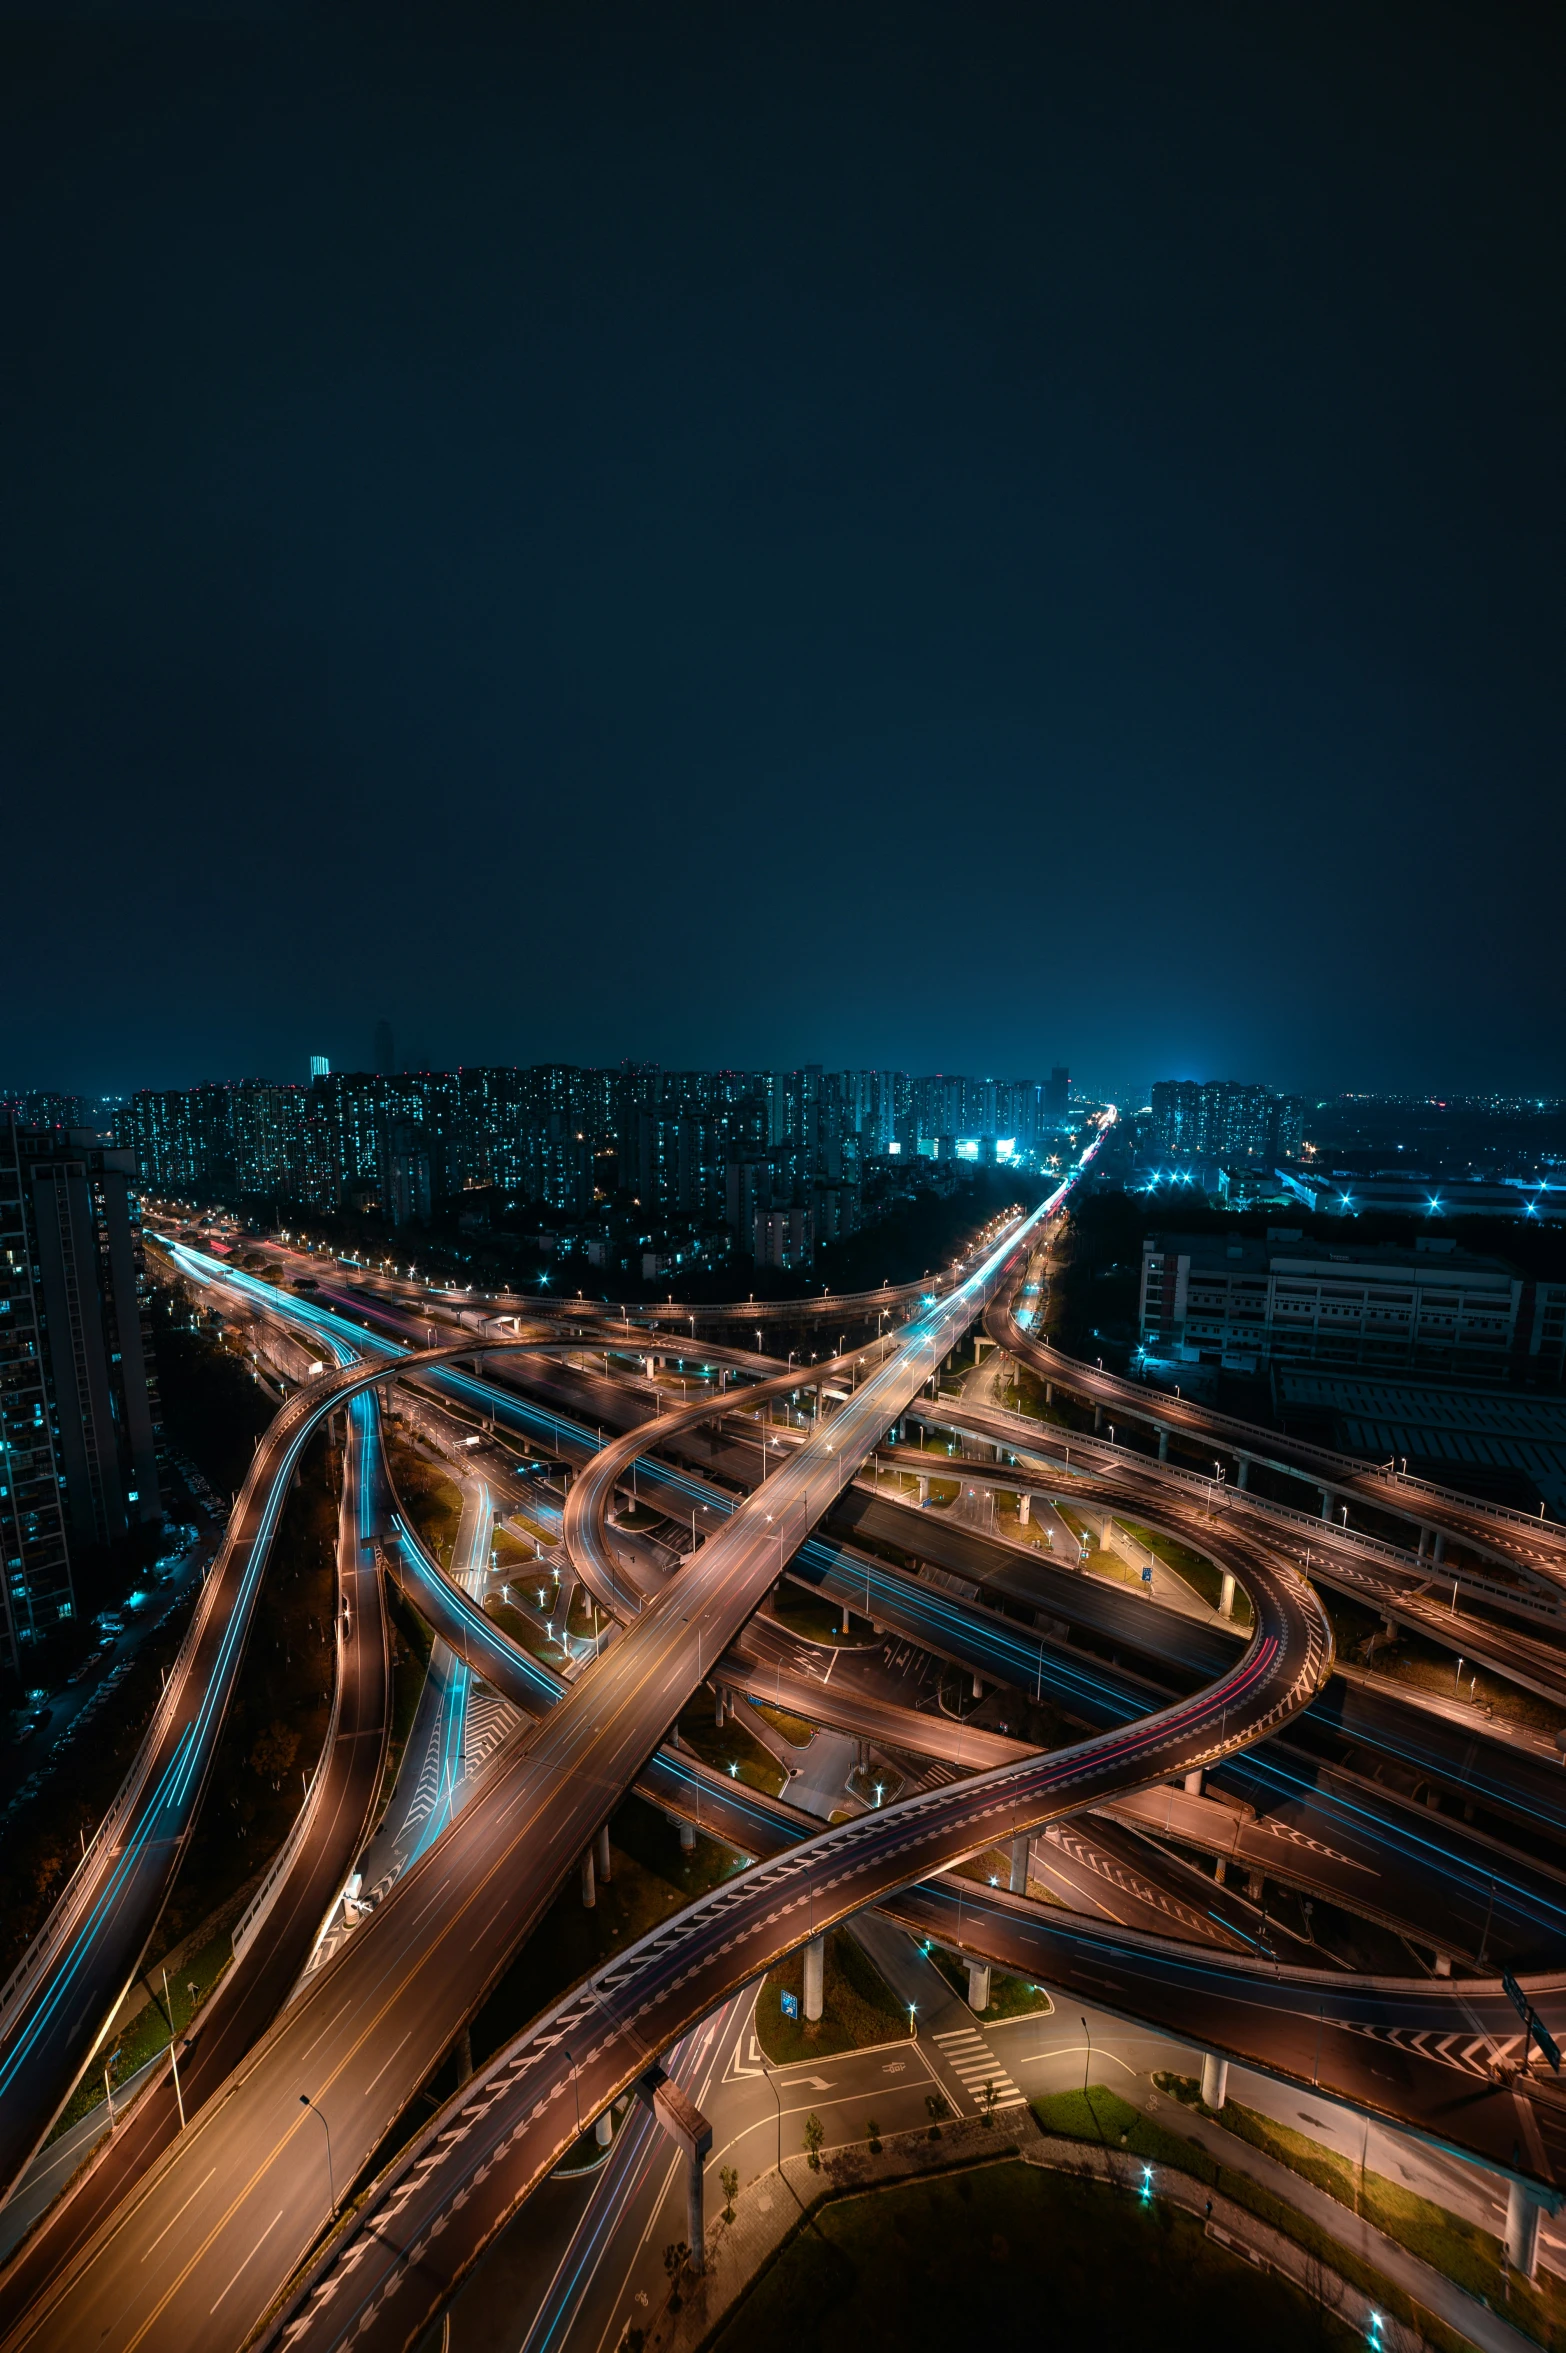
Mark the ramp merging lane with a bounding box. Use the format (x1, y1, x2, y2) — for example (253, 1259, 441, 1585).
(989, 1286, 1566, 1592)
(6, 1185, 1092, 2353)
(34, 1162, 1559, 2353)
(0, 1388, 395, 2338)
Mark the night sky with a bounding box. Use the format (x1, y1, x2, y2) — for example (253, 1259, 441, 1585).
(3, 3, 1561, 1099)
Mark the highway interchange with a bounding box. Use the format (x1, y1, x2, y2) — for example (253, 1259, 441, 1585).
(5, 1133, 1566, 2351)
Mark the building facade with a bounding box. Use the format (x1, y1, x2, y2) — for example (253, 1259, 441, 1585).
(1149, 1080, 1305, 1166)
(1139, 1230, 1566, 1381)
(1, 1121, 163, 1664)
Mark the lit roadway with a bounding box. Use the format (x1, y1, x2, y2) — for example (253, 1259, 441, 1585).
(7, 1186, 1088, 2353)
(0, 1389, 395, 2340)
(21, 1152, 1564, 2353)
(261, 1455, 1325, 2353)
(988, 1285, 1566, 1591)
(0, 1330, 398, 2203)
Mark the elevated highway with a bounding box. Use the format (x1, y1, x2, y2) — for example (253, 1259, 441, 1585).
(989, 1282, 1566, 1593)
(6, 1186, 1088, 2353)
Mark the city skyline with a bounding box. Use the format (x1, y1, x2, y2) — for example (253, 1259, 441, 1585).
(3, 10, 1565, 2347)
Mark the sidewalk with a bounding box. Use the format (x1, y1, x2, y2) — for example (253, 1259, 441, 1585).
(635, 2094, 1508, 2353)
(1134, 2086, 1533, 2353)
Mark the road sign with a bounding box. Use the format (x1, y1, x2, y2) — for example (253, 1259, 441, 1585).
(1501, 1971, 1561, 2074)
(780, 1990, 799, 2021)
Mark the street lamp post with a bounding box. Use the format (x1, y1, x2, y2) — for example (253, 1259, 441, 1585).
(299, 2094, 336, 2215)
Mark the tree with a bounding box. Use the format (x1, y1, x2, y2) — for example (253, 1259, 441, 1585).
(662, 2241, 689, 2312)
(925, 2091, 950, 2140)
(250, 1721, 299, 1786)
(802, 2111, 825, 2170)
(720, 2164, 739, 2222)
(979, 2078, 999, 2128)
(865, 2115, 882, 2155)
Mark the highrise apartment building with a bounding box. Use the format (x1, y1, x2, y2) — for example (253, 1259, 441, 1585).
(0, 1121, 162, 1664)
(1149, 1079, 1305, 1166)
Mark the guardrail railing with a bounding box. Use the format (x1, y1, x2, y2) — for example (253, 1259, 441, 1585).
(917, 1400, 1566, 1628)
(1014, 1321, 1566, 1545)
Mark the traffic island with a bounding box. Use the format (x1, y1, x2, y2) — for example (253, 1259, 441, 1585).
(925, 1943, 1053, 2022)
(754, 1926, 910, 2065)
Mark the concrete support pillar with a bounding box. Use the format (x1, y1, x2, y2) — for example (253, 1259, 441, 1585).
(972, 1671, 983, 1700)
(803, 1935, 825, 2022)
(1434, 1951, 1451, 1977)
(1213, 1858, 1226, 1885)
(581, 1848, 596, 1908)
(1247, 1869, 1264, 1901)
(595, 2108, 614, 2147)
(1009, 1834, 1029, 1894)
(967, 1960, 992, 2012)
(679, 1817, 696, 1852)
(1093, 1404, 1103, 1433)
(1044, 1383, 1053, 1406)
(455, 2024, 473, 2085)
(1506, 2180, 1552, 2281)
(595, 1822, 612, 1885)
(1320, 1489, 1334, 1522)
(1184, 1767, 1203, 1796)
(712, 1685, 726, 1728)
(1157, 1428, 1169, 1461)
(685, 2149, 706, 2273)
(1219, 1571, 1236, 1619)
(1433, 1530, 1446, 1566)
(1200, 2054, 1229, 2112)
(639, 2073, 713, 2276)
(1018, 1493, 1030, 1524)
(916, 1476, 929, 1504)
(1235, 1456, 1249, 1490)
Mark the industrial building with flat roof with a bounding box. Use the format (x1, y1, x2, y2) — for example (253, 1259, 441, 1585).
(1139, 1229, 1566, 1381)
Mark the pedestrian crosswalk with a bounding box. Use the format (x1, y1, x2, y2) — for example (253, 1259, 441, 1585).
(934, 2025, 1027, 2111)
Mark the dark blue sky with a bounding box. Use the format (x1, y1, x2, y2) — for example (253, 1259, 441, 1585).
(3, 2, 1561, 1099)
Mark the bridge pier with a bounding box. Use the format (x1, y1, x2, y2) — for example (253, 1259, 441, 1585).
(1235, 1455, 1250, 1490)
(1219, 1571, 1236, 1618)
(1156, 1428, 1169, 1461)
(1009, 1834, 1029, 1893)
(638, 2071, 713, 2274)
(966, 1960, 991, 2012)
(595, 1823, 612, 1885)
(1018, 1493, 1030, 1524)
(1093, 1405, 1103, 1433)
(595, 2108, 614, 2147)
(1183, 1768, 1203, 1796)
(679, 1817, 696, 1851)
(1433, 1530, 1446, 1566)
(803, 1935, 824, 2022)
(581, 1848, 596, 1908)
(1200, 2054, 1229, 2112)
(1506, 2180, 1560, 2280)
(1319, 1489, 1334, 1521)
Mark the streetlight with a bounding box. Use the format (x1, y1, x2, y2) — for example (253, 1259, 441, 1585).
(299, 2094, 336, 2214)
